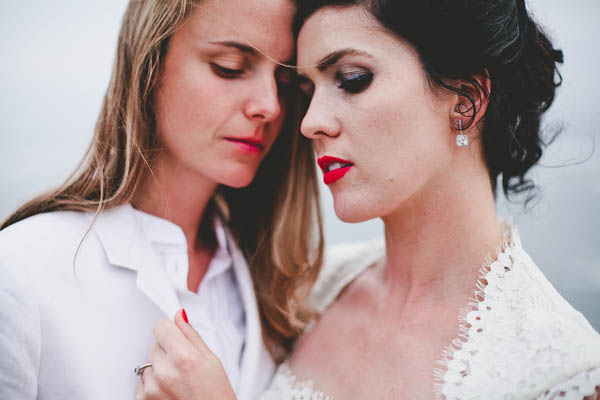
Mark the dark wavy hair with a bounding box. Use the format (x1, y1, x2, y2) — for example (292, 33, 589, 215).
(294, 0, 564, 201)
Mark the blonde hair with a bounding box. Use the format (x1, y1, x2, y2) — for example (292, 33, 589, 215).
(2, 0, 323, 359)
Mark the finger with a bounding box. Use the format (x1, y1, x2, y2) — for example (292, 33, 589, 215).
(135, 381, 145, 400)
(152, 319, 190, 354)
(140, 366, 161, 399)
(174, 309, 212, 355)
(147, 341, 166, 365)
(142, 364, 153, 386)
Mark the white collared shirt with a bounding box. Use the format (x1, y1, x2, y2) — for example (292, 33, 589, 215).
(133, 210, 246, 393)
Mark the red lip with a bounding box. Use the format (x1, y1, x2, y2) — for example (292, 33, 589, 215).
(317, 156, 354, 185)
(225, 136, 265, 153)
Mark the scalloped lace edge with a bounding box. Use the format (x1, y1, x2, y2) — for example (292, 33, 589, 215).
(266, 361, 333, 400)
(432, 221, 517, 399)
(264, 222, 599, 399)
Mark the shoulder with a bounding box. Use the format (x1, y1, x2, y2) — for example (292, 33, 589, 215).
(439, 225, 600, 398)
(0, 210, 103, 280)
(512, 279, 600, 399)
(514, 248, 600, 394)
(510, 234, 600, 357)
(308, 238, 385, 313)
(0, 210, 92, 244)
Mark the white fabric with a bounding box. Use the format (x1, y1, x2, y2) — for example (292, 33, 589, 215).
(0, 204, 275, 400)
(132, 209, 246, 393)
(260, 224, 600, 399)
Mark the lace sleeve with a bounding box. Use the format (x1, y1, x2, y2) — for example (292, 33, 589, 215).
(536, 367, 600, 400)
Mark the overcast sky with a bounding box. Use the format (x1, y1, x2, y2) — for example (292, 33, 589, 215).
(1, 1, 598, 329)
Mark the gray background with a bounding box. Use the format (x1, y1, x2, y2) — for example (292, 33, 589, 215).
(1, 1, 598, 329)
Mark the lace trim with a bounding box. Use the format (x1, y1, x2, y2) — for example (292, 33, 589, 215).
(432, 223, 600, 399)
(537, 367, 600, 399)
(262, 223, 600, 399)
(432, 221, 517, 399)
(262, 362, 333, 400)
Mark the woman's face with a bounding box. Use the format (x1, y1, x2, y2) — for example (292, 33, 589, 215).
(297, 6, 457, 222)
(153, 0, 295, 188)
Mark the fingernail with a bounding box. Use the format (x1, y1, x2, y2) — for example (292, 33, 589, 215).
(182, 308, 189, 324)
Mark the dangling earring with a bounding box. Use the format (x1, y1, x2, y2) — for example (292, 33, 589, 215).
(456, 119, 468, 147)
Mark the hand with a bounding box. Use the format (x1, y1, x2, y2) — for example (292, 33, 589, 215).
(135, 310, 237, 400)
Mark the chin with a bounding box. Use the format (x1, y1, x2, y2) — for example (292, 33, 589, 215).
(217, 167, 258, 188)
(333, 197, 379, 224)
(224, 178, 254, 189)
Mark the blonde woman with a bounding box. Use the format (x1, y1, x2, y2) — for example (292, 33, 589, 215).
(0, 1, 323, 399)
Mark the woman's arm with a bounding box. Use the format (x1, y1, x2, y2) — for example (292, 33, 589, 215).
(0, 261, 40, 400)
(135, 310, 237, 400)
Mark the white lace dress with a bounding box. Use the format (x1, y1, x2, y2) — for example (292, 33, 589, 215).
(260, 225, 600, 399)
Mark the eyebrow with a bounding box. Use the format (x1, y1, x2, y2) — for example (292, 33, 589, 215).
(209, 40, 295, 66)
(316, 48, 372, 71)
(209, 41, 257, 55)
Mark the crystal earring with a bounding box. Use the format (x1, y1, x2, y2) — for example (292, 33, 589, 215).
(456, 119, 468, 147)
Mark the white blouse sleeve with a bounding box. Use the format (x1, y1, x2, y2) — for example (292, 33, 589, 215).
(0, 260, 40, 400)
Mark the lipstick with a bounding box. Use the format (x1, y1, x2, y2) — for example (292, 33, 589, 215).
(317, 156, 354, 185)
(225, 137, 265, 154)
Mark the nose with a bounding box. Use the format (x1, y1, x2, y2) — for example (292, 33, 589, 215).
(300, 91, 341, 140)
(244, 73, 281, 123)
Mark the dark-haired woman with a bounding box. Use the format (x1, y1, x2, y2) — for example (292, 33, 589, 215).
(260, 1, 600, 398)
(138, 0, 600, 399)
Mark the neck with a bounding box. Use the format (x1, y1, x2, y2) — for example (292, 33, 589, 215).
(133, 154, 218, 251)
(380, 154, 502, 308)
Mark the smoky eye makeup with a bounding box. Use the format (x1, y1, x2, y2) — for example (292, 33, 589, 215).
(335, 67, 374, 94)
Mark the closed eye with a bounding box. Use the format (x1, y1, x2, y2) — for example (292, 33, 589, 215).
(211, 63, 244, 78)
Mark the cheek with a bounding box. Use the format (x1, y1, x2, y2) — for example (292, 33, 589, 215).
(154, 80, 246, 171)
(368, 84, 450, 172)
(158, 74, 227, 136)
(332, 91, 450, 221)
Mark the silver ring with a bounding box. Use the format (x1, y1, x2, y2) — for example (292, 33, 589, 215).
(134, 363, 152, 380)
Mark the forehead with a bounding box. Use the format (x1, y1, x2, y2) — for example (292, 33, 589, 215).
(186, 0, 296, 62)
(297, 6, 396, 68)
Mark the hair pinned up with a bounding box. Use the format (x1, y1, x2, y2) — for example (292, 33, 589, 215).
(295, 0, 564, 201)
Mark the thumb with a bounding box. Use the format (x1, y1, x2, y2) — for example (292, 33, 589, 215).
(174, 309, 212, 355)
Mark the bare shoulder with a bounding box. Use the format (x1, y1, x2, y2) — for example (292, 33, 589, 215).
(292, 255, 394, 357)
(308, 238, 385, 313)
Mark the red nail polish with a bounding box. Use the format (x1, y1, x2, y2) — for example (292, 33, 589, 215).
(182, 308, 189, 324)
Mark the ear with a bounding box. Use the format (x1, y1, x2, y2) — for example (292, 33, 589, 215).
(450, 71, 491, 131)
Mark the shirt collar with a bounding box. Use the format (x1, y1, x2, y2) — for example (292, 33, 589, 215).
(131, 207, 234, 284)
(132, 207, 187, 247)
(204, 216, 233, 282)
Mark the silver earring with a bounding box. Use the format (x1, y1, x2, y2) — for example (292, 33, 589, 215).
(456, 120, 468, 147)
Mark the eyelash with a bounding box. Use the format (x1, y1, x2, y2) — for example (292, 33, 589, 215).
(336, 70, 374, 94)
(211, 63, 292, 96)
(211, 63, 244, 78)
